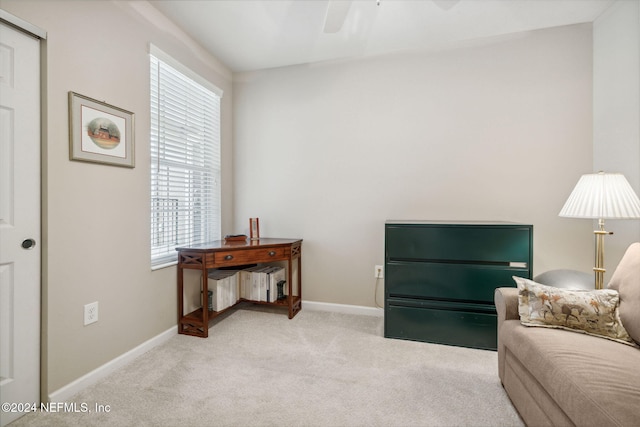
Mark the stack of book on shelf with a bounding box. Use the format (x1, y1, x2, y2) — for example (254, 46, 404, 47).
(207, 265, 286, 312)
(207, 269, 240, 312)
(240, 265, 286, 303)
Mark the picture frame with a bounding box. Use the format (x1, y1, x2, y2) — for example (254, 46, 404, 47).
(249, 218, 260, 240)
(68, 91, 135, 168)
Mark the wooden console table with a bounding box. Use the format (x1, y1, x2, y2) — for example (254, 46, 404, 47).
(176, 238, 302, 338)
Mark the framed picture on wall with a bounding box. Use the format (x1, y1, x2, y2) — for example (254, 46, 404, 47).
(68, 91, 135, 168)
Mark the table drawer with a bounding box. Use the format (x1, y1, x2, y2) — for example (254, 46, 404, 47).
(214, 247, 288, 266)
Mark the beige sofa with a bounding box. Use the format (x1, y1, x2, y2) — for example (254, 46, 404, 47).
(495, 243, 640, 426)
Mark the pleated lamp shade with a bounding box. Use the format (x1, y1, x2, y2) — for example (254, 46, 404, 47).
(559, 172, 640, 219)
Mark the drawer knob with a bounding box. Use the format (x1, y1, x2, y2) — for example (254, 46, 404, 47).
(224, 254, 234, 260)
(268, 251, 276, 257)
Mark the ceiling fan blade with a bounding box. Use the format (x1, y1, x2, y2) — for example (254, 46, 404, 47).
(323, 0, 353, 33)
(432, 0, 461, 11)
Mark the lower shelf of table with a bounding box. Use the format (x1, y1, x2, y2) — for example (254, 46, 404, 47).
(179, 296, 302, 338)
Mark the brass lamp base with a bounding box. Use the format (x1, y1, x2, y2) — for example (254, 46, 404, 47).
(593, 218, 613, 290)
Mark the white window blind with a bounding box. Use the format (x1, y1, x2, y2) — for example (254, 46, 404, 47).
(150, 53, 222, 268)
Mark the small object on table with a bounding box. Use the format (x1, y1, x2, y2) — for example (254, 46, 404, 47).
(250, 218, 260, 240)
(224, 234, 247, 242)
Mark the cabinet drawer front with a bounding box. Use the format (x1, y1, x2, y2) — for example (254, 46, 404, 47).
(386, 224, 531, 264)
(384, 303, 497, 350)
(215, 247, 288, 265)
(386, 262, 525, 304)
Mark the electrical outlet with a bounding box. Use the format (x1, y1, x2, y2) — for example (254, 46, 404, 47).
(374, 265, 384, 279)
(84, 301, 98, 326)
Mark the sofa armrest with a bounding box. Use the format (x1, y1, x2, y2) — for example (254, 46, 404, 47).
(495, 287, 519, 384)
(495, 287, 519, 322)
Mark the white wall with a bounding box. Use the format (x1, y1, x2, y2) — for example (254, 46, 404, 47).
(233, 24, 595, 306)
(0, 0, 233, 396)
(594, 0, 640, 279)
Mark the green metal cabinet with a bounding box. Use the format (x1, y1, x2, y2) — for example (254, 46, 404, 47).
(384, 221, 533, 350)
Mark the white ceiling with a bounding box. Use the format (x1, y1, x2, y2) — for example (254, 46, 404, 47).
(149, 0, 615, 73)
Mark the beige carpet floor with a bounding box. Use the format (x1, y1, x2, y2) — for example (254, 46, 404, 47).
(10, 305, 523, 426)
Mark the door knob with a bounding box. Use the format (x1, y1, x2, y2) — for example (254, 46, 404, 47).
(21, 238, 36, 250)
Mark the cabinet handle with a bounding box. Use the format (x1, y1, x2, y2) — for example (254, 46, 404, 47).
(509, 262, 527, 268)
(224, 254, 234, 260)
(268, 251, 276, 257)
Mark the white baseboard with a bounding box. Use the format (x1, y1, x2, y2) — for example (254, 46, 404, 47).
(302, 300, 384, 317)
(48, 326, 177, 402)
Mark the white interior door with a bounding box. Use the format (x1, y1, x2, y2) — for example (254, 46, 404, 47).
(0, 20, 41, 427)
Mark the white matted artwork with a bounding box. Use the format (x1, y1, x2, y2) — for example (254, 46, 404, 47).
(68, 91, 134, 168)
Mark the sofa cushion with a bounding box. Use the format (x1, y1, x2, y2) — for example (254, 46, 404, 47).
(607, 242, 640, 345)
(499, 319, 640, 426)
(514, 277, 634, 346)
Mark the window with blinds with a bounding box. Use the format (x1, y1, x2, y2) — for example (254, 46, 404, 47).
(150, 52, 222, 268)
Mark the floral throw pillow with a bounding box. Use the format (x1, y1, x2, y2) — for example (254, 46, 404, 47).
(514, 276, 636, 346)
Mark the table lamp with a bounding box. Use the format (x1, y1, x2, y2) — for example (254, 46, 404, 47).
(559, 171, 640, 289)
